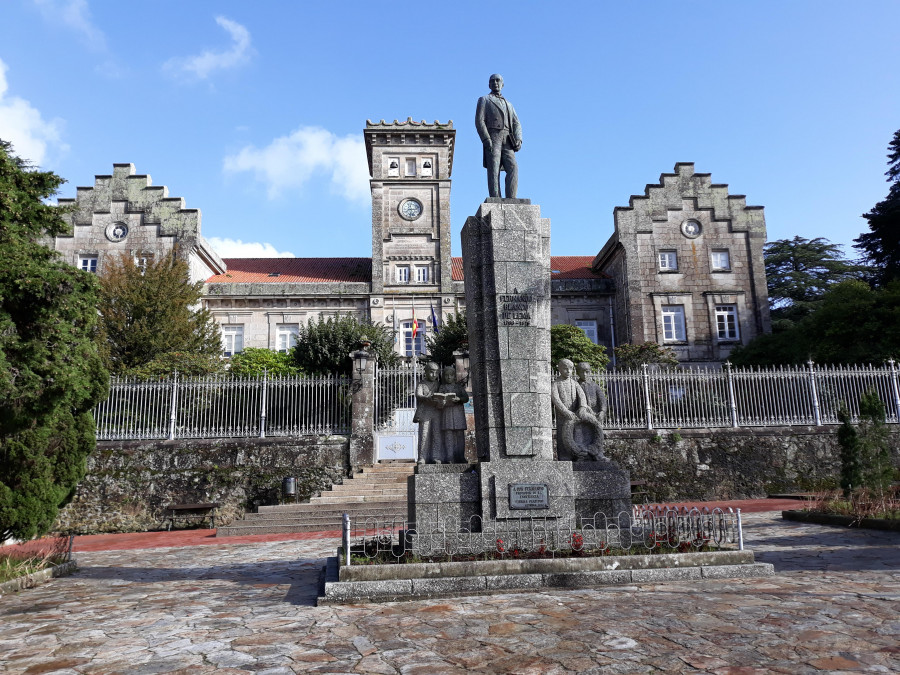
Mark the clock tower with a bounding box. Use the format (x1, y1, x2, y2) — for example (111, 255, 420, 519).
(364, 119, 456, 347)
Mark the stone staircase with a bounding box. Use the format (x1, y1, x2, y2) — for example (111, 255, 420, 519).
(216, 462, 414, 536)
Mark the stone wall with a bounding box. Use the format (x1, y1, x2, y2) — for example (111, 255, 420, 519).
(604, 426, 900, 502)
(54, 436, 349, 534)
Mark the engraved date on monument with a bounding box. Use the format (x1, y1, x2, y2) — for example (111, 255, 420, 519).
(508, 483, 549, 509)
(498, 292, 533, 326)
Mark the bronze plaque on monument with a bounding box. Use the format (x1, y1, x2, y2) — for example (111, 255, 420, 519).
(508, 483, 549, 509)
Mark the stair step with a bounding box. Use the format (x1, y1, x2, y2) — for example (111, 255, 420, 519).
(259, 500, 404, 512)
(217, 462, 413, 537)
(248, 505, 406, 518)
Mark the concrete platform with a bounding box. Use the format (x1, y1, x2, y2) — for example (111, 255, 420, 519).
(319, 550, 774, 604)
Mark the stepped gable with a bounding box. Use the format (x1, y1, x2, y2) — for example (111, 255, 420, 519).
(614, 162, 763, 235)
(450, 256, 609, 281)
(206, 258, 372, 284)
(58, 163, 203, 238)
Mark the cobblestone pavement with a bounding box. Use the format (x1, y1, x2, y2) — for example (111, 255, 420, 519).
(1, 513, 898, 674)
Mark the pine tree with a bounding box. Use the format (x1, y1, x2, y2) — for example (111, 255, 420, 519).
(855, 129, 900, 285)
(0, 140, 109, 541)
(764, 236, 864, 328)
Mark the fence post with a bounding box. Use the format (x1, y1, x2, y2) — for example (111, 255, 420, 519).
(807, 360, 822, 426)
(888, 358, 900, 423)
(342, 513, 351, 566)
(725, 361, 739, 428)
(641, 364, 653, 430)
(348, 345, 376, 475)
(168, 371, 179, 440)
(259, 368, 268, 438)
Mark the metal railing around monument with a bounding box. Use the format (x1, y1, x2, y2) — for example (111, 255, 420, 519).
(94, 373, 351, 441)
(598, 361, 900, 430)
(341, 506, 743, 564)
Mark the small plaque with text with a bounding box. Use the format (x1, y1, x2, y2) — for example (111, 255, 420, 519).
(508, 483, 549, 509)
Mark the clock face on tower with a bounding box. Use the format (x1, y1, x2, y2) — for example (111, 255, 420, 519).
(398, 198, 423, 221)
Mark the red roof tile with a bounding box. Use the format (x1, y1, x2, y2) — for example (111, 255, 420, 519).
(207, 258, 372, 283)
(450, 256, 608, 281)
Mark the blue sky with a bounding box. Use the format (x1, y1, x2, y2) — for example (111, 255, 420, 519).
(1, 1, 898, 260)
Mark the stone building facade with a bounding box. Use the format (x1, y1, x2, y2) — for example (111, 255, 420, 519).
(49, 163, 225, 283)
(593, 163, 770, 364)
(52, 124, 770, 366)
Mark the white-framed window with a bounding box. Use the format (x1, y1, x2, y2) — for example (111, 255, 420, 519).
(414, 266, 429, 283)
(711, 250, 731, 271)
(221, 325, 244, 357)
(401, 320, 426, 356)
(78, 255, 98, 273)
(661, 305, 686, 342)
(395, 265, 410, 283)
(658, 250, 678, 271)
(575, 320, 598, 344)
(715, 305, 739, 341)
(134, 254, 152, 274)
(276, 324, 299, 353)
(405, 158, 416, 176)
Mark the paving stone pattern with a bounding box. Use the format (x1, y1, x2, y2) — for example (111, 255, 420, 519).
(1, 513, 898, 674)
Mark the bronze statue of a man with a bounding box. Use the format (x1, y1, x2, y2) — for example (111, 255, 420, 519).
(475, 74, 522, 199)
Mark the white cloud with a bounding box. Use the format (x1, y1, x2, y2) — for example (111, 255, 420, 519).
(223, 126, 370, 203)
(164, 16, 253, 80)
(32, 0, 107, 50)
(0, 58, 67, 166)
(207, 237, 295, 258)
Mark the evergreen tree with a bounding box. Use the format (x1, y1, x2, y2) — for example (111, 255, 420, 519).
(764, 237, 864, 329)
(425, 312, 468, 367)
(729, 279, 900, 366)
(291, 315, 399, 376)
(855, 129, 900, 285)
(613, 342, 678, 370)
(96, 254, 221, 375)
(0, 140, 109, 541)
(550, 324, 609, 372)
(837, 390, 893, 497)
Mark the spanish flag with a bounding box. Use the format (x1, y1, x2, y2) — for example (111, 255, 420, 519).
(412, 307, 419, 338)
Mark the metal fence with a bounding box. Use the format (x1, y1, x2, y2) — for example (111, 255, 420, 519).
(94, 373, 351, 440)
(374, 362, 422, 432)
(600, 361, 900, 430)
(342, 506, 743, 563)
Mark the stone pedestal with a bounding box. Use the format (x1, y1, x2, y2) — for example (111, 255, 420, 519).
(461, 199, 553, 461)
(408, 199, 631, 538)
(407, 464, 480, 530)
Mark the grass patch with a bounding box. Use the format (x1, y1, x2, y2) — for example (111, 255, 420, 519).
(805, 486, 900, 521)
(0, 535, 73, 583)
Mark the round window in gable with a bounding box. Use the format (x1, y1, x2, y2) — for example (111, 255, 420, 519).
(105, 222, 129, 242)
(680, 220, 702, 239)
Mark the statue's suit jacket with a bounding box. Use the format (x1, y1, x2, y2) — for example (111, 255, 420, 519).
(475, 94, 522, 169)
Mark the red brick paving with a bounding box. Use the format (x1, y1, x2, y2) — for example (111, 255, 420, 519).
(1, 498, 811, 554)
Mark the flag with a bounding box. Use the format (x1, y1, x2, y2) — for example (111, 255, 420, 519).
(431, 302, 440, 334)
(411, 307, 418, 339)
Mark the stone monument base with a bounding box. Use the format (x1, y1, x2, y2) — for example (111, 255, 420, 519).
(408, 461, 631, 536)
(407, 464, 480, 530)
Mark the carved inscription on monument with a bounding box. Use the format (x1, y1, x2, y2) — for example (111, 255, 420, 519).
(508, 483, 549, 509)
(498, 290, 534, 326)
